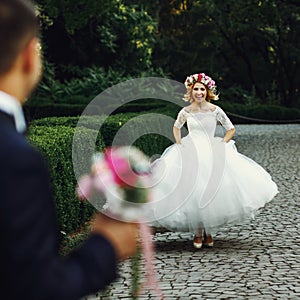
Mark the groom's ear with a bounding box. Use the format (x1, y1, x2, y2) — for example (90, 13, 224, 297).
(22, 37, 39, 74)
(20, 37, 42, 95)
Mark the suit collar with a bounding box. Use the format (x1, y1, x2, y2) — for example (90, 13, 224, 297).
(0, 111, 16, 129)
(0, 91, 26, 133)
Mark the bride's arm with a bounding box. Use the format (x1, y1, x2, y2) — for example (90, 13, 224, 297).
(173, 109, 186, 144)
(223, 128, 236, 143)
(173, 126, 182, 144)
(216, 106, 235, 142)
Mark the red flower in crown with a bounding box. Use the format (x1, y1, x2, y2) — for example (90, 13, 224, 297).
(197, 73, 204, 82)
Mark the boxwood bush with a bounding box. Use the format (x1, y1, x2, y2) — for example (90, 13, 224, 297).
(28, 125, 105, 234)
(31, 113, 174, 156)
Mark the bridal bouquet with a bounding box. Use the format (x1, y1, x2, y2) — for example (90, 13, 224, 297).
(77, 146, 163, 299)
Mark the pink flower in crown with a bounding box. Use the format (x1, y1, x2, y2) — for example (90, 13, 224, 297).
(203, 75, 210, 85)
(208, 80, 215, 89)
(105, 148, 139, 188)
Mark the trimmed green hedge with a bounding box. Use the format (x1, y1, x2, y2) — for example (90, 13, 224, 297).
(30, 114, 138, 146)
(28, 125, 105, 233)
(30, 113, 173, 156)
(30, 116, 78, 127)
(30, 114, 139, 146)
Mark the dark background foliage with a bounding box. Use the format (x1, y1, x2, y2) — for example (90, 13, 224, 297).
(31, 0, 300, 109)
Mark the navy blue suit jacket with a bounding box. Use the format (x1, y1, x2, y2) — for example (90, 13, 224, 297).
(0, 111, 117, 299)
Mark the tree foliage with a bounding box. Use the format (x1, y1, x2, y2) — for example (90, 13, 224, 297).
(36, 0, 158, 77)
(154, 0, 300, 106)
(35, 0, 300, 107)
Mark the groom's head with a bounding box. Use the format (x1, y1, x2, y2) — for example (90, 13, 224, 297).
(0, 0, 42, 102)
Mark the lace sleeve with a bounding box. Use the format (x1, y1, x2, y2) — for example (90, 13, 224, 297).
(174, 109, 187, 129)
(216, 107, 235, 131)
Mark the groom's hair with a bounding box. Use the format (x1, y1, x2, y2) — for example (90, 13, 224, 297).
(0, 0, 39, 75)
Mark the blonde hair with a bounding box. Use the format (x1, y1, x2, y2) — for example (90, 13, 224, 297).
(183, 83, 219, 102)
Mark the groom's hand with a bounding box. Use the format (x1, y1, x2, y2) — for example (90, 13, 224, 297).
(92, 213, 138, 261)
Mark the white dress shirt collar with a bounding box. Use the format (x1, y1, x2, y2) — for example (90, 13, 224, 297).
(0, 90, 26, 133)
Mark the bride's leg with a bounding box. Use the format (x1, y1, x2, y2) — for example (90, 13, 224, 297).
(193, 228, 203, 249)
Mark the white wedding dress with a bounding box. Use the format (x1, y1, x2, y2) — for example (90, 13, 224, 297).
(149, 106, 278, 234)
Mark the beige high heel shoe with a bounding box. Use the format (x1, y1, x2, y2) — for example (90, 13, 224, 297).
(193, 229, 203, 249)
(203, 231, 214, 247)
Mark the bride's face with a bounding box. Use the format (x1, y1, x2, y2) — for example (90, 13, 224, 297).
(192, 83, 207, 103)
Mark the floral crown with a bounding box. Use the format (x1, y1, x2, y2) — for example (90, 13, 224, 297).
(184, 73, 216, 91)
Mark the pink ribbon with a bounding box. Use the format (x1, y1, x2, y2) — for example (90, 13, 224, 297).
(139, 221, 164, 299)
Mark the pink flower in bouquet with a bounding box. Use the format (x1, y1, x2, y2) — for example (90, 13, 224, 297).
(105, 148, 139, 188)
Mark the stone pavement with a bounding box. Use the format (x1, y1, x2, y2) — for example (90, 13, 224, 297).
(84, 124, 300, 300)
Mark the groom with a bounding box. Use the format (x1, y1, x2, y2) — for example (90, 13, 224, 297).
(0, 0, 137, 299)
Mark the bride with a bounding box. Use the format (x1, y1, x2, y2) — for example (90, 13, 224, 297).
(150, 73, 278, 249)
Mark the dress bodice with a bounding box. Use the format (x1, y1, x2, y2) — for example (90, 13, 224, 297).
(174, 105, 234, 137)
(186, 111, 218, 137)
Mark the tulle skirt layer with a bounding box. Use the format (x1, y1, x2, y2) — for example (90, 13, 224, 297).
(148, 132, 278, 234)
